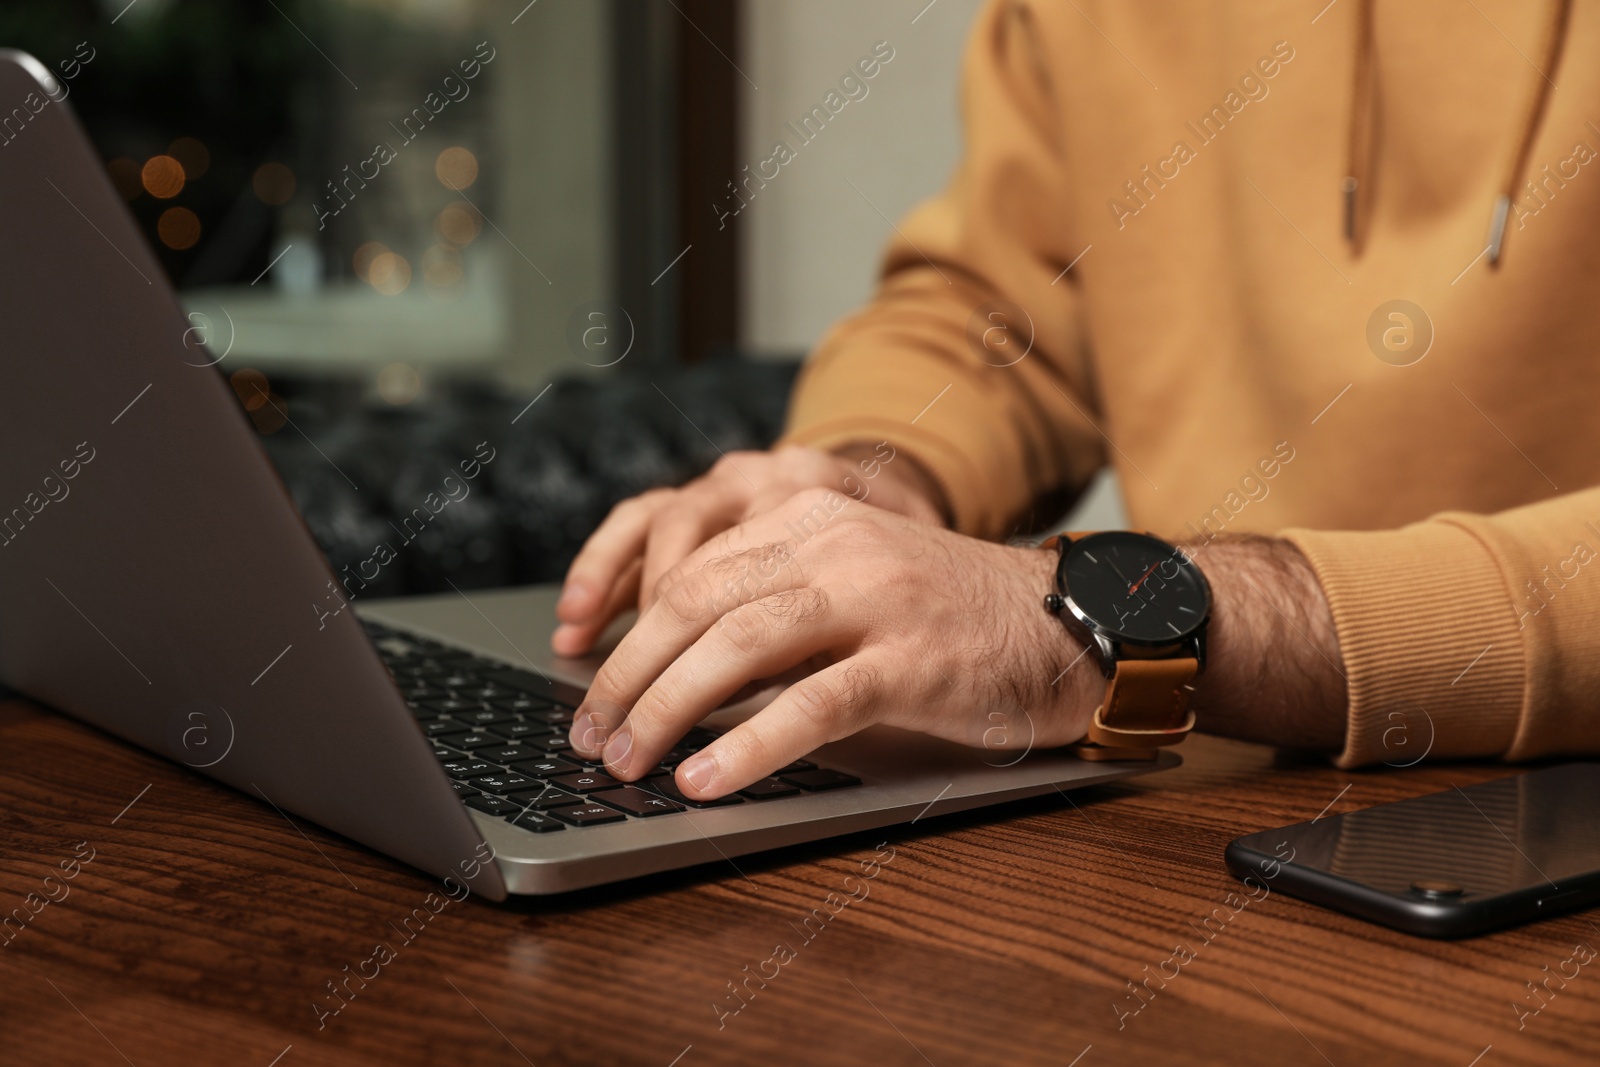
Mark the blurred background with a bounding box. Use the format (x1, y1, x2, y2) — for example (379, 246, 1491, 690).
(1, 0, 1120, 597)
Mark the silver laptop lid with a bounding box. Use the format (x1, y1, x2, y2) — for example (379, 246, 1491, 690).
(0, 50, 503, 899)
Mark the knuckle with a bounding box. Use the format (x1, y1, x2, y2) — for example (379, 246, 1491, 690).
(610, 489, 663, 521)
(717, 586, 827, 654)
(788, 661, 880, 740)
(722, 723, 782, 777)
(832, 661, 882, 732)
(723, 542, 798, 601)
(630, 681, 677, 733)
(712, 451, 760, 480)
(784, 484, 836, 511)
(717, 603, 770, 656)
(764, 585, 830, 628)
(657, 569, 715, 625)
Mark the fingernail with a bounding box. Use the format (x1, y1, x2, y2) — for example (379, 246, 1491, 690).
(571, 709, 608, 755)
(551, 623, 582, 652)
(679, 753, 717, 794)
(603, 726, 633, 776)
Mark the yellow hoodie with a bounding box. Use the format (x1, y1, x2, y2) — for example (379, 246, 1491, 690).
(781, 0, 1600, 767)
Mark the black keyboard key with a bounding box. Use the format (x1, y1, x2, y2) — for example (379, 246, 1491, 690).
(779, 768, 861, 791)
(775, 759, 816, 774)
(682, 726, 721, 748)
(486, 721, 552, 741)
(482, 668, 557, 694)
(441, 759, 498, 780)
(464, 794, 519, 817)
(595, 787, 686, 817)
(452, 707, 516, 727)
(492, 695, 555, 713)
(534, 734, 574, 754)
(548, 803, 627, 827)
(483, 669, 586, 706)
(509, 756, 582, 778)
(478, 745, 532, 764)
(453, 733, 506, 751)
(422, 698, 490, 716)
(424, 672, 480, 690)
(528, 707, 575, 726)
(505, 787, 584, 810)
(449, 781, 480, 799)
(642, 776, 743, 808)
(737, 777, 803, 800)
(550, 770, 624, 795)
(401, 685, 448, 703)
(423, 721, 470, 739)
(469, 773, 540, 795)
(508, 810, 566, 833)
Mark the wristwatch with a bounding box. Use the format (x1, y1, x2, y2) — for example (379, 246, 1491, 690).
(1042, 531, 1211, 761)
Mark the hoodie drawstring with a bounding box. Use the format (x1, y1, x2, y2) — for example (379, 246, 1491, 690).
(1343, 0, 1573, 267)
(1342, 0, 1376, 249)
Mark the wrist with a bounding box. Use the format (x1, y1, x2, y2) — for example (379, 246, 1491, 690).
(831, 442, 950, 527)
(1183, 535, 1348, 750)
(1004, 541, 1102, 728)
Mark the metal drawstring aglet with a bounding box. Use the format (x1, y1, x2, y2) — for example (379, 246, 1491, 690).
(1486, 194, 1511, 266)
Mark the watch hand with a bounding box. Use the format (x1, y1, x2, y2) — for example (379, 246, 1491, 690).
(1128, 560, 1163, 595)
(1107, 559, 1133, 585)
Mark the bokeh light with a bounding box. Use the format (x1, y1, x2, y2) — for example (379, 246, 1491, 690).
(230, 369, 270, 410)
(230, 369, 286, 433)
(252, 162, 296, 206)
(157, 207, 202, 250)
(435, 201, 482, 247)
(434, 146, 479, 190)
(368, 252, 412, 296)
(421, 244, 464, 290)
(141, 155, 185, 199)
(353, 241, 389, 282)
(377, 362, 422, 405)
(167, 137, 210, 180)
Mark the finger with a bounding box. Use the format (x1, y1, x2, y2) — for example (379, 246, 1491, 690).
(675, 657, 884, 798)
(639, 487, 746, 610)
(600, 586, 847, 779)
(558, 491, 670, 624)
(551, 555, 641, 657)
(569, 540, 803, 756)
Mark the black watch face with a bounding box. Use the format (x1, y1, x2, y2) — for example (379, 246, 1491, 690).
(1062, 532, 1210, 644)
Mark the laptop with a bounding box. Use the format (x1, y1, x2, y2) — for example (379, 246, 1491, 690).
(0, 50, 1175, 899)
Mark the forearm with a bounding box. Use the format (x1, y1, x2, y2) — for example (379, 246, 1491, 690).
(1186, 535, 1348, 751)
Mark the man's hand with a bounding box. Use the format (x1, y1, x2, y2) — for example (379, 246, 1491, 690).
(562, 504, 1351, 799)
(552, 444, 946, 656)
(566, 490, 1101, 798)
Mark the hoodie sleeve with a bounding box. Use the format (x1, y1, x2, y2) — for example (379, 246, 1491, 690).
(1285, 486, 1600, 768)
(779, 0, 1105, 540)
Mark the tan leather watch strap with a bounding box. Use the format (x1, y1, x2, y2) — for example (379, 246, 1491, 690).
(1070, 657, 1198, 761)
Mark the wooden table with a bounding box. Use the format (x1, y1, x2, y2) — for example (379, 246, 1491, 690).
(1, 695, 1594, 1066)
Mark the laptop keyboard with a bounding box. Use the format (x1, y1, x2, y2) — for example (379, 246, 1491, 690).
(362, 619, 861, 835)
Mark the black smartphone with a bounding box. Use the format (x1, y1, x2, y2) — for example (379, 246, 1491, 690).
(1225, 763, 1600, 938)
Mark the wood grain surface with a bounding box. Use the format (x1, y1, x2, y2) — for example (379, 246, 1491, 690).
(0, 696, 1594, 1067)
